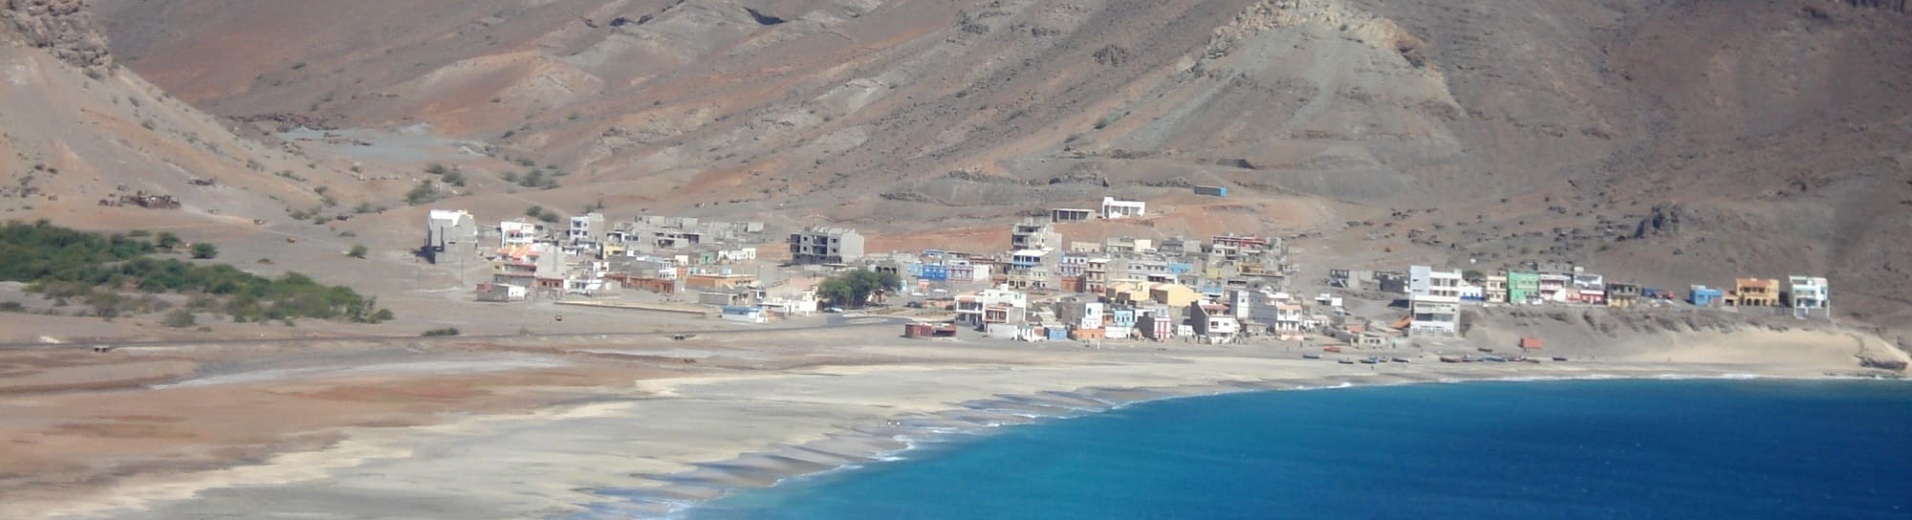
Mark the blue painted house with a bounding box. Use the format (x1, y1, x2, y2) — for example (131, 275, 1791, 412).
(920, 263, 949, 281)
(1690, 285, 1724, 306)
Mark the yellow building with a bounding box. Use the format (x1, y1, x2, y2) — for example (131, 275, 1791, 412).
(1148, 283, 1202, 308)
(1733, 278, 1780, 307)
(1103, 281, 1151, 305)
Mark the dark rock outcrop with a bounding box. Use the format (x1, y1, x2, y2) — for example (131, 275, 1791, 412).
(1, 0, 113, 70)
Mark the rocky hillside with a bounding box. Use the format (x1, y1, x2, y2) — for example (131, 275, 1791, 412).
(67, 0, 1912, 329)
(2, 0, 111, 70)
(0, 0, 387, 234)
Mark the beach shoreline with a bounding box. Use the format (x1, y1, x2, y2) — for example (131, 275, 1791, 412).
(4, 320, 1895, 520)
(604, 365, 1892, 519)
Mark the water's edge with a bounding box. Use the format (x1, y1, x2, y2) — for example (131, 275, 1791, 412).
(570, 366, 1881, 519)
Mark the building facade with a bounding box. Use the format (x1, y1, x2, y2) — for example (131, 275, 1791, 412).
(788, 227, 866, 264)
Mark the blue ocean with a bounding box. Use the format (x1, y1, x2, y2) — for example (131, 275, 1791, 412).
(683, 379, 1912, 520)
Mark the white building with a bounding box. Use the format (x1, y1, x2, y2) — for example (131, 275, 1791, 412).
(1787, 276, 1829, 317)
(1189, 302, 1241, 344)
(956, 289, 1028, 328)
(1408, 265, 1464, 300)
(500, 220, 541, 247)
(1273, 303, 1307, 339)
(1101, 197, 1147, 219)
(568, 212, 606, 247)
(1408, 266, 1462, 337)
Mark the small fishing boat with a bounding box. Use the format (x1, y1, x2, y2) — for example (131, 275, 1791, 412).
(1359, 358, 1379, 364)
(1552, 356, 1570, 362)
(1302, 354, 1322, 360)
(1323, 346, 1344, 353)
(1338, 359, 1356, 365)
(1391, 357, 1411, 363)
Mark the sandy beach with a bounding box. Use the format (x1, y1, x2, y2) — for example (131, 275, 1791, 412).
(2, 317, 1902, 520)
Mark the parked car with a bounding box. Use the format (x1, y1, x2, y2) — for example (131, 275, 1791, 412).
(824, 307, 845, 313)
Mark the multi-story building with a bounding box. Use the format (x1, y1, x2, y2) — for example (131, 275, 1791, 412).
(1085, 258, 1111, 294)
(1607, 283, 1640, 308)
(1105, 306, 1138, 340)
(1408, 269, 1462, 337)
(1506, 271, 1539, 304)
(1189, 302, 1240, 344)
(1786, 276, 1829, 313)
(1408, 265, 1465, 301)
(499, 219, 543, 248)
(567, 212, 606, 248)
(1537, 273, 1572, 303)
(1011, 217, 1063, 251)
(1733, 278, 1780, 307)
(788, 227, 865, 264)
(1137, 312, 1175, 341)
(1484, 275, 1509, 303)
(1005, 249, 1058, 291)
(1573, 274, 1606, 305)
(1056, 301, 1106, 331)
(955, 289, 1027, 328)
(1272, 303, 1307, 339)
(424, 209, 479, 264)
(1057, 252, 1089, 278)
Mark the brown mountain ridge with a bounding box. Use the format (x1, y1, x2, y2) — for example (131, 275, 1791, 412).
(6, 0, 1910, 332)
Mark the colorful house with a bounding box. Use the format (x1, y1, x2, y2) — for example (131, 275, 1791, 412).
(1690, 285, 1724, 306)
(1105, 306, 1138, 340)
(1732, 278, 1780, 307)
(1137, 313, 1176, 341)
(1505, 271, 1540, 304)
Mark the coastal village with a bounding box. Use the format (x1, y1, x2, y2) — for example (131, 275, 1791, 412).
(424, 191, 1836, 356)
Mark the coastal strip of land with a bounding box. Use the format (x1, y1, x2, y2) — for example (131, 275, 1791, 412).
(2, 324, 1903, 520)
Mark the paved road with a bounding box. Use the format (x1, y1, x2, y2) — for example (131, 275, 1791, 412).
(0, 315, 917, 352)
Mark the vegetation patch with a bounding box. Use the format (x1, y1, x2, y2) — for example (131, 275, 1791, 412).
(817, 270, 902, 308)
(0, 220, 392, 323)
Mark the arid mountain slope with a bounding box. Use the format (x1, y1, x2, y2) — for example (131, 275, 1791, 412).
(0, 0, 370, 233)
(80, 0, 1912, 328)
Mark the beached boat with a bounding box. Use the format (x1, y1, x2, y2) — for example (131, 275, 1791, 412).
(1391, 357, 1411, 363)
(1323, 346, 1343, 353)
(1303, 354, 1322, 360)
(1552, 356, 1570, 362)
(1439, 355, 1463, 363)
(1359, 358, 1379, 364)
(1338, 359, 1356, 365)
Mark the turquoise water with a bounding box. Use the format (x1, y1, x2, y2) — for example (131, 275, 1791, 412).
(670, 379, 1912, 520)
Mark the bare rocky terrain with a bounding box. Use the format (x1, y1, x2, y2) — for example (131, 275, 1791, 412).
(2, 0, 1909, 333)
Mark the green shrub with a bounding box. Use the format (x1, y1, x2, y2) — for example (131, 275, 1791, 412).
(0, 220, 392, 324)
